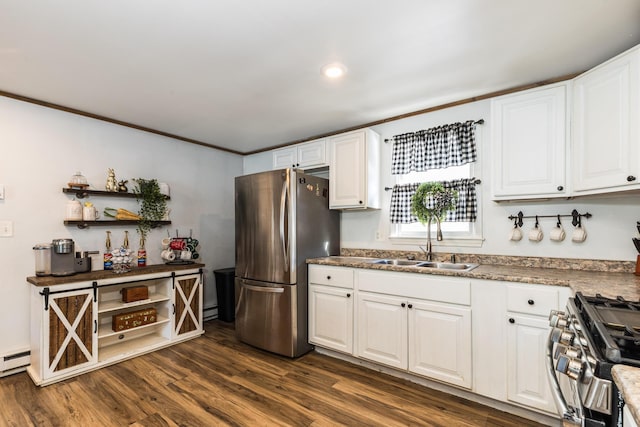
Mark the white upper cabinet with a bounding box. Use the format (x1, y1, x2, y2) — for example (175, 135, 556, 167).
(329, 128, 381, 209)
(572, 45, 640, 194)
(273, 138, 328, 170)
(491, 82, 569, 200)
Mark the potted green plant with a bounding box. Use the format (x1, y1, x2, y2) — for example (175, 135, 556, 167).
(132, 178, 168, 241)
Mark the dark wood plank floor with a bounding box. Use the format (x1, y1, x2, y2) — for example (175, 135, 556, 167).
(0, 321, 549, 426)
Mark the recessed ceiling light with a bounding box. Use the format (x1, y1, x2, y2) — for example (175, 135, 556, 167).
(321, 62, 347, 79)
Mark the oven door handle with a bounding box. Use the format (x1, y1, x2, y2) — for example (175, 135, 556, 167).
(546, 329, 582, 425)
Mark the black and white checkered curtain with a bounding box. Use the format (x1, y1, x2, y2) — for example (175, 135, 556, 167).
(391, 120, 477, 174)
(389, 178, 478, 223)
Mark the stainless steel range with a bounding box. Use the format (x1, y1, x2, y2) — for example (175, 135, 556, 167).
(547, 292, 640, 426)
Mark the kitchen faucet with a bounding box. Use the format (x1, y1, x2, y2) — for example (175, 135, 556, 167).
(419, 241, 433, 261)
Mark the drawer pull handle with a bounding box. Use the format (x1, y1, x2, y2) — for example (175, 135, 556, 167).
(327, 276, 331, 280)
(528, 299, 534, 305)
(627, 175, 636, 182)
(401, 302, 406, 308)
(509, 318, 515, 324)
(346, 293, 351, 298)
(408, 304, 413, 309)
(557, 185, 564, 191)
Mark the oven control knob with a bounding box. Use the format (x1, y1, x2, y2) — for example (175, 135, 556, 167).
(559, 330, 575, 346)
(564, 346, 582, 359)
(549, 310, 567, 328)
(556, 355, 584, 380)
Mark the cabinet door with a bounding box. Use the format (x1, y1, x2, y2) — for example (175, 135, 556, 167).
(44, 288, 97, 378)
(173, 274, 203, 338)
(356, 292, 407, 369)
(408, 300, 472, 389)
(506, 313, 556, 413)
(297, 139, 327, 168)
(330, 131, 367, 208)
(572, 46, 640, 193)
(624, 405, 639, 427)
(308, 284, 353, 354)
(273, 147, 297, 169)
(491, 83, 568, 199)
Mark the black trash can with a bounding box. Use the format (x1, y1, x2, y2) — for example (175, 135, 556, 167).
(214, 267, 236, 322)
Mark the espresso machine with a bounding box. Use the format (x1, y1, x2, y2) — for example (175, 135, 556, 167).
(49, 238, 91, 276)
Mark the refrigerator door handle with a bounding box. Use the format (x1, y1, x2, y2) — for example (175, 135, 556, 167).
(241, 283, 285, 294)
(280, 175, 290, 272)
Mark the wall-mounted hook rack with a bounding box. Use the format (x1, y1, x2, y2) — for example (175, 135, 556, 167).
(508, 209, 592, 228)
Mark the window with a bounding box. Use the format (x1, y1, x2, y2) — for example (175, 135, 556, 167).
(390, 155, 482, 245)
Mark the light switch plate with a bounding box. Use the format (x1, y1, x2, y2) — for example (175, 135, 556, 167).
(0, 221, 13, 237)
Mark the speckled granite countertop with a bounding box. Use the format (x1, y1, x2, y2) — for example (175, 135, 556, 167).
(613, 365, 640, 424)
(308, 252, 640, 300)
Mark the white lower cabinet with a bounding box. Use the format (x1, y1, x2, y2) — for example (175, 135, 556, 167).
(310, 266, 472, 390)
(28, 266, 204, 386)
(309, 284, 354, 354)
(310, 265, 572, 417)
(624, 405, 639, 427)
(308, 265, 354, 354)
(356, 292, 407, 369)
(506, 313, 556, 413)
(472, 279, 570, 416)
(408, 299, 472, 388)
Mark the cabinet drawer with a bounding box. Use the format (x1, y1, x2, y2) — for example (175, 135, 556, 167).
(357, 270, 470, 305)
(308, 265, 354, 289)
(506, 284, 559, 316)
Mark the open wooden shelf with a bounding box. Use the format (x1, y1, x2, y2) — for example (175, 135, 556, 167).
(62, 188, 170, 200)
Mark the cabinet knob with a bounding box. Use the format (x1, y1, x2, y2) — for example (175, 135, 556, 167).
(401, 302, 406, 308)
(359, 200, 363, 204)
(627, 175, 636, 182)
(408, 303, 413, 309)
(346, 293, 351, 298)
(528, 299, 535, 305)
(557, 185, 564, 191)
(508, 318, 515, 324)
(296, 163, 300, 167)
(326, 276, 331, 280)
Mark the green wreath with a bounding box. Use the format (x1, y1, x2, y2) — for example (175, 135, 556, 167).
(411, 182, 457, 225)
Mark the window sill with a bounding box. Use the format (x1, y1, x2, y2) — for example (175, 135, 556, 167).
(388, 235, 484, 248)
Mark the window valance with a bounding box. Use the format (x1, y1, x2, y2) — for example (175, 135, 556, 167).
(389, 178, 478, 224)
(391, 120, 478, 175)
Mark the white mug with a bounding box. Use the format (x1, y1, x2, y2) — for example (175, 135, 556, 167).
(161, 237, 171, 250)
(161, 249, 175, 261)
(509, 227, 523, 241)
(572, 226, 587, 243)
(65, 200, 83, 220)
(528, 226, 543, 242)
(550, 225, 566, 242)
(180, 250, 192, 260)
(82, 206, 100, 221)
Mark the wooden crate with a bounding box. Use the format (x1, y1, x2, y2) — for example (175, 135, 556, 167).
(121, 285, 149, 303)
(112, 308, 157, 332)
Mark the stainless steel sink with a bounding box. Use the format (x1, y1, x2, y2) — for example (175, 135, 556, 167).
(416, 262, 478, 271)
(370, 259, 426, 266)
(369, 258, 478, 272)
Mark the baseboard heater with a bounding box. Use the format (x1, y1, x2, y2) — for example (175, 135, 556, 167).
(0, 349, 30, 377)
(203, 305, 218, 321)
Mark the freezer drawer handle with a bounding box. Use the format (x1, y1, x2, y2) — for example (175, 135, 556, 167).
(242, 283, 285, 294)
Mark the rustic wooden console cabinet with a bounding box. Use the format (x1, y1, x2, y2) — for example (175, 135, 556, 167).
(26, 264, 204, 386)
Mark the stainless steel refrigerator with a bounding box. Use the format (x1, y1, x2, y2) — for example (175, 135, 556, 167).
(234, 168, 340, 357)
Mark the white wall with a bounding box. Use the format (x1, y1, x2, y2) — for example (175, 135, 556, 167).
(245, 98, 640, 262)
(0, 97, 242, 356)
